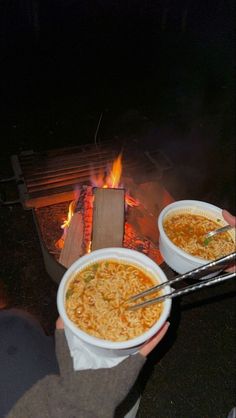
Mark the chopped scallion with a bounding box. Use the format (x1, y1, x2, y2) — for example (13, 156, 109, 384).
(203, 237, 212, 246)
(66, 289, 73, 299)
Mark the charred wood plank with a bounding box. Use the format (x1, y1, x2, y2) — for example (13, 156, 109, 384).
(59, 212, 84, 268)
(91, 188, 125, 251)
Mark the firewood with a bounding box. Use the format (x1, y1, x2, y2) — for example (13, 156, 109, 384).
(123, 178, 174, 243)
(91, 188, 125, 251)
(59, 212, 84, 268)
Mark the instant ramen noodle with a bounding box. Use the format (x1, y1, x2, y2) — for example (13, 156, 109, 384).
(163, 213, 235, 260)
(65, 260, 163, 342)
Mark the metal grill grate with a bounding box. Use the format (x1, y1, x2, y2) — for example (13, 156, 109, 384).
(11, 141, 172, 209)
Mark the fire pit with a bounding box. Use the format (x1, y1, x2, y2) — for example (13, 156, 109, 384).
(11, 141, 174, 284)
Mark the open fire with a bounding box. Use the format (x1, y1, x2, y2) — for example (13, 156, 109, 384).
(12, 142, 174, 283)
(55, 153, 140, 253)
(33, 150, 174, 283)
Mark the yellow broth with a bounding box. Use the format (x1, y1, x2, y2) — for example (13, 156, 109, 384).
(163, 213, 235, 260)
(65, 260, 163, 342)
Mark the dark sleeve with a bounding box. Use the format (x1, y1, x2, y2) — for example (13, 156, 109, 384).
(55, 330, 146, 417)
(7, 331, 146, 418)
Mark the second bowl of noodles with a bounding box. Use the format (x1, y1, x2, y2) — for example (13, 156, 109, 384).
(158, 200, 235, 274)
(57, 247, 171, 357)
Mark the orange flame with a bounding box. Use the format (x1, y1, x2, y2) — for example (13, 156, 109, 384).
(61, 200, 76, 229)
(55, 200, 76, 249)
(56, 153, 139, 251)
(91, 153, 123, 189)
(105, 153, 123, 188)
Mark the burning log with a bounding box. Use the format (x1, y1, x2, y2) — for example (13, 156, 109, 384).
(59, 212, 84, 268)
(34, 152, 172, 280)
(58, 186, 94, 267)
(83, 186, 94, 253)
(59, 187, 125, 265)
(91, 188, 125, 251)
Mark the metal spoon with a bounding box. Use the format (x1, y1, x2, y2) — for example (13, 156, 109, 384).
(205, 224, 234, 239)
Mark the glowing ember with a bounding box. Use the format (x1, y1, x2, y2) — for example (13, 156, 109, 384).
(55, 236, 64, 250)
(87, 241, 92, 253)
(125, 193, 140, 207)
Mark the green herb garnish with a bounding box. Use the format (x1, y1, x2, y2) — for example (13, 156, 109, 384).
(92, 263, 99, 271)
(203, 237, 212, 246)
(84, 274, 95, 283)
(66, 289, 73, 299)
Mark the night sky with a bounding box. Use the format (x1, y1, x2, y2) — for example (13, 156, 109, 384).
(0, 1, 234, 155)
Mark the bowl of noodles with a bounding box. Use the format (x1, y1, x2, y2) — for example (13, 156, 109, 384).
(158, 200, 235, 274)
(57, 247, 172, 357)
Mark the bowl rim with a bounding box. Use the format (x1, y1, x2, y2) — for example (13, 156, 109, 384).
(157, 199, 230, 264)
(57, 247, 172, 350)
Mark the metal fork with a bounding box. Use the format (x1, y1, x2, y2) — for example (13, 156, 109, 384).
(205, 224, 234, 239)
(127, 252, 236, 310)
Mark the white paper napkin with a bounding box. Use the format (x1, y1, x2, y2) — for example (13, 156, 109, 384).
(64, 328, 141, 417)
(64, 327, 129, 370)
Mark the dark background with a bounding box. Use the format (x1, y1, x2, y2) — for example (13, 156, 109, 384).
(0, 0, 235, 207)
(0, 2, 235, 418)
(0, 1, 235, 157)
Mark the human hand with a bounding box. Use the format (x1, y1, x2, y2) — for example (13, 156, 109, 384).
(56, 316, 64, 329)
(222, 209, 236, 273)
(222, 209, 236, 228)
(139, 321, 170, 357)
(55, 316, 169, 356)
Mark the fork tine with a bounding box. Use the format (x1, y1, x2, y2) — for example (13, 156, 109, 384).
(127, 271, 236, 311)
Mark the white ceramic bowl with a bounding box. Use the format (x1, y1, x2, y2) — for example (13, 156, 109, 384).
(158, 200, 235, 274)
(57, 247, 172, 357)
